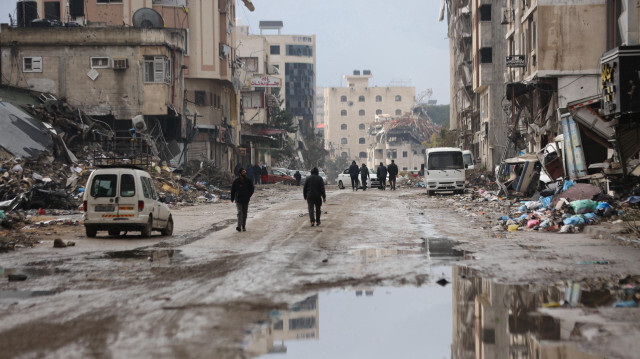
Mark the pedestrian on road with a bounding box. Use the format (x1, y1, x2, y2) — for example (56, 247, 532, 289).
(360, 163, 370, 191)
(261, 164, 269, 184)
(387, 159, 399, 190)
(377, 162, 388, 190)
(230, 168, 254, 232)
(348, 160, 360, 191)
(303, 167, 326, 227)
(246, 164, 255, 184)
(294, 170, 302, 186)
(234, 162, 242, 176)
(253, 163, 261, 184)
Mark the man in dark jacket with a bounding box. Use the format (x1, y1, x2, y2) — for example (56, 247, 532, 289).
(360, 163, 370, 191)
(377, 162, 388, 190)
(230, 168, 254, 232)
(303, 167, 326, 227)
(294, 170, 302, 186)
(348, 160, 360, 191)
(253, 163, 261, 184)
(387, 159, 399, 190)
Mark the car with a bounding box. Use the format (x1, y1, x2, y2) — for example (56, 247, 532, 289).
(82, 165, 173, 238)
(336, 167, 379, 189)
(266, 168, 295, 185)
(318, 171, 328, 185)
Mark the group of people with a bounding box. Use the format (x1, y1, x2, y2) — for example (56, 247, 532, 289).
(231, 166, 326, 231)
(235, 163, 269, 185)
(348, 160, 399, 191)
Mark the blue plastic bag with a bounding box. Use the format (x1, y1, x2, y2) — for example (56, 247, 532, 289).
(562, 180, 575, 192)
(563, 215, 585, 226)
(541, 196, 552, 208)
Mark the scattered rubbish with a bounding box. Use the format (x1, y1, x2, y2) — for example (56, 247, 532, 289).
(577, 260, 610, 265)
(436, 278, 450, 286)
(613, 300, 638, 308)
(53, 239, 67, 248)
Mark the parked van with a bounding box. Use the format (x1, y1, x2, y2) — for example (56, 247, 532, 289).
(424, 147, 465, 195)
(462, 150, 475, 170)
(82, 166, 173, 238)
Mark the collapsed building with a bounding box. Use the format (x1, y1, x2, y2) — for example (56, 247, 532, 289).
(367, 111, 441, 172)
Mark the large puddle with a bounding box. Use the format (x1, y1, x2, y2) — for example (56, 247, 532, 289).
(247, 265, 625, 358)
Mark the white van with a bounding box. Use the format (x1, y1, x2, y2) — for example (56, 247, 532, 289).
(462, 150, 475, 170)
(82, 166, 173, 238)
(424, 147, 466, 195)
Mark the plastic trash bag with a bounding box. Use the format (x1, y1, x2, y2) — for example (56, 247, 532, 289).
(569, 199, 598, 214)
(562, 180, 575, 192)
(541, 196, 552, 208)
(563, 215, 585, 226)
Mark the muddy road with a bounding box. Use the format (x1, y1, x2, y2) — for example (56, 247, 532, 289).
(2, 185, 640, 358)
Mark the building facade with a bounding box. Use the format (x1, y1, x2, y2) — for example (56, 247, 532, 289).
(323, 70, 415, 166)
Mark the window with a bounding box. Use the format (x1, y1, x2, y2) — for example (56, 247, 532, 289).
(340, 95, 347, 102)
(395, 109, 402, 115)
(97, 0, 122, 3)
(376, 95, 382, 102)
(90, 174, 116, 197)
(403, 151, 408, 158)
(270, 45, 280, 55)
(480, 47, 492, 63)
(44, 2, 60, 20)
(359, 152, 367, 158)
(359, 123, 365, 130)
(241, 92, 263, 108)
(376, 109, 382, 115)
(120, 174, 135, 197)
(359, 138, 365, 144)
(286, 45, 313, 57)
(195, 91, 206, 106)
(240, 57, 258, 72)
(359, 109, 365, 116)
(395, 95, 402, 101)
(341, 110, 347, 116)
(144, 56, 171, 84)
(23, 57, 42, 72)
(141, 177, 151, 199)
(91, 57, 110, 68)
(341, 152, 348, 158)
(358, 95, 365, 102)
(341, 124, 347, 130)
(341, 138, 348, 145)
(479, 4, 491, 21)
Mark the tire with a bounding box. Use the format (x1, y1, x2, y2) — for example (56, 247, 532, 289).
(86, 226, 97, 238)
(141, 216, 152, 238)
(108, 229, 120, 236)
(338, 180, 344, 189)
(161, 215, 173, 236)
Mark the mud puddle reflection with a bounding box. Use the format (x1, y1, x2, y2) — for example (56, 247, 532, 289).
(247, 265, 628, 358)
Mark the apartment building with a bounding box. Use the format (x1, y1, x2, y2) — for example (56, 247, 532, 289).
(324, 70, 415, 166)
(1, 0, 255, 171)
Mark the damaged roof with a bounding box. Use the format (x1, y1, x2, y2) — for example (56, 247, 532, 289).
(0, 100, 53, 159)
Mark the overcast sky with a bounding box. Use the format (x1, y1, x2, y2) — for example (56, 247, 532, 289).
(0, 0, 451, 104)
(239, 0, 451, 104)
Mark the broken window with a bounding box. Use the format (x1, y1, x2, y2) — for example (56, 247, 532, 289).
(240, 57, 258, 72)
(241, 92, 263, 108)
(479, 4, 491, 21)
(195, 91, 206, 106)
(91, 57, 110, 69)
(23, 57, 42, 72)
(480, 47, 492, 63)
(144, 56, 171, 84)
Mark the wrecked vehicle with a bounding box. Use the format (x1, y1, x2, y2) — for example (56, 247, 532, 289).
(496, 153, 557, 198)
(82, 165, 173, 238)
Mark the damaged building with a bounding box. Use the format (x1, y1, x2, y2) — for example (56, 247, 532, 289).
(368, 113, 441, 172)
(445, 0, 640, 195)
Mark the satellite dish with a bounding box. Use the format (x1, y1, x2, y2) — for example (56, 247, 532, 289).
(132, 8, 164, 29)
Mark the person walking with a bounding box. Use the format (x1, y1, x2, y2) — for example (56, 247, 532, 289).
(230, 168, 254, 232)
(294, 170, 302, 186)
(303, 167, 326, 227)
(348, 160, 360, 191)
(377, 162, 388, 190)
(253, 163, 261, 184)
(246, 164, 255, 184)
(360, 163, 370, 191)
(387, 159, 399, 190)
(261, 164, 268, 184)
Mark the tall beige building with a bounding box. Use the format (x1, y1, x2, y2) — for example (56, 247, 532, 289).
(324, 71, 414, 165)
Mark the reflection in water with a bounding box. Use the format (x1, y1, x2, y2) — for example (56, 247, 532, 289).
(452, 266, 607, 359)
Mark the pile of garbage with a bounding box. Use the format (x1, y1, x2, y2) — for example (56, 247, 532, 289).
(463, 180, 640, 236)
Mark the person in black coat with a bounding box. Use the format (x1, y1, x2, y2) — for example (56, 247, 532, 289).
(303, 167, 326, 226)
(377, 162, 388, 190)
(360, 163, 370, 191)
(294, 170, 302, 186)
(348, 160, 360, 191)
(387, 159, 399, 190)
(253, 163, 261, 184)
(230, 168, 254, 232)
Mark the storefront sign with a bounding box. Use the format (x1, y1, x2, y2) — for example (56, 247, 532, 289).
(249, 75, 282, 88)
(506, 55, 526, 68)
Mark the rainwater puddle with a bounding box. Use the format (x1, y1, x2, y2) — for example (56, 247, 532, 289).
(247, 265, 631, 358)
(0, 290, 55, 299)
(104, 249, 180, 264)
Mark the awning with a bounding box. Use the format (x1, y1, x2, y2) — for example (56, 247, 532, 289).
(571, 106, 614, 141)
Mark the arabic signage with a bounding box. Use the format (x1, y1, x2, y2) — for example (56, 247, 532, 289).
(506, 55, 526, 68)
(600, 45, 640, 116)
(249, 75, 282, 88)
